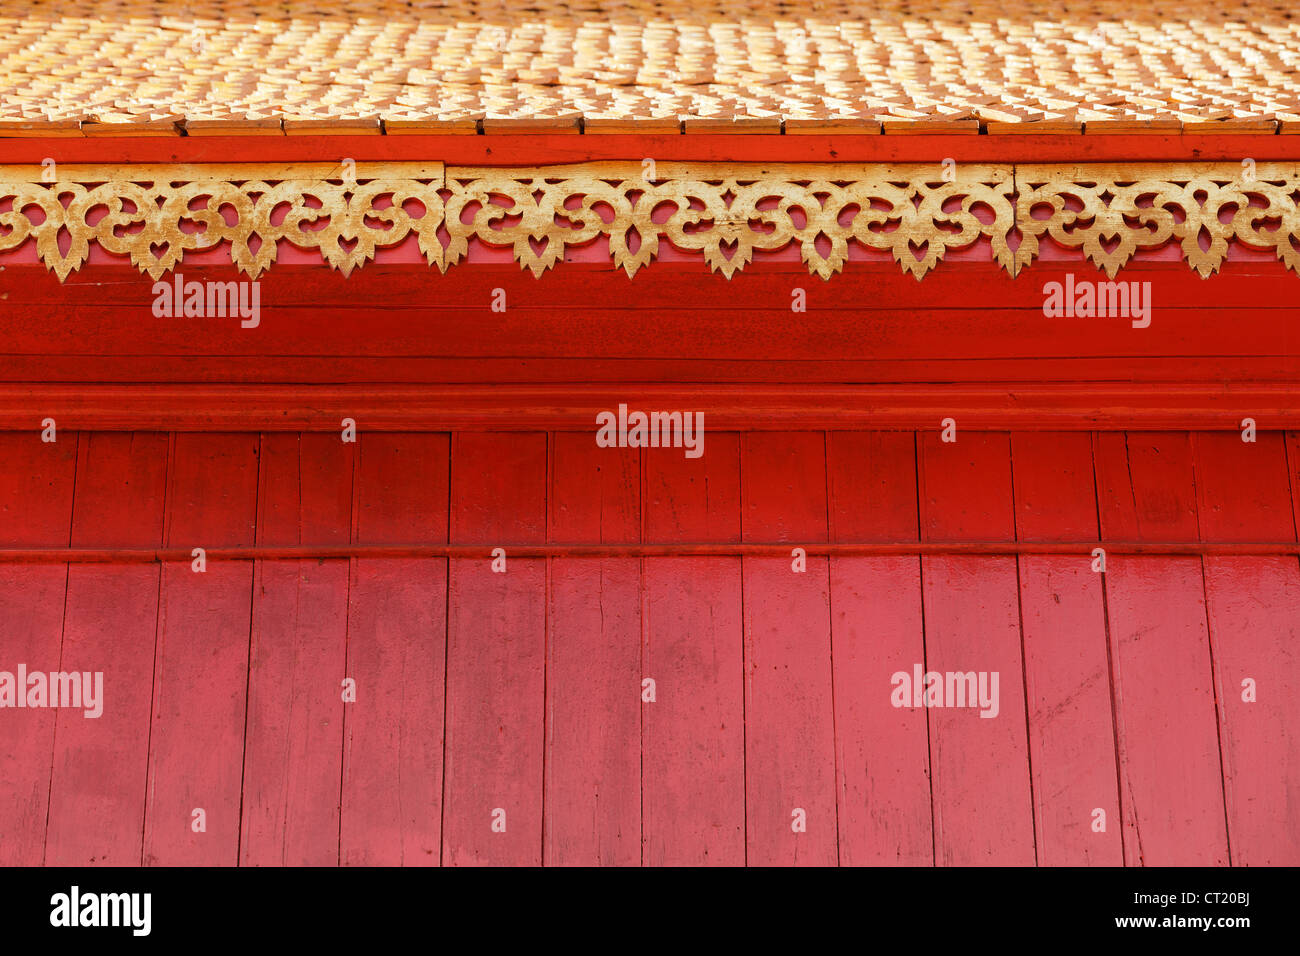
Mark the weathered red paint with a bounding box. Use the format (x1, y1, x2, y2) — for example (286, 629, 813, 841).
(546, 434, 641, 865)
(826, 432, 932, 864)
(1, 142, 1297, 866)
(642, 434, 745, 865)
(62, 434, 167, 867)
(741, 432, 838, 865)
(0, 433, 75, 866)
(920, 431, 1037, 864)
(1, 253, 1296, 430)
(1095, 433, 1232, 865)
(2, 131, 1297, 165)
(342, 433, 448, 865)
(1193, 432, 1300, 866)
(2, 429, 1293, 865)
(443, 433, 546, 866)
(241, 434, 347, 867)
(1011, 433, 1124, 866)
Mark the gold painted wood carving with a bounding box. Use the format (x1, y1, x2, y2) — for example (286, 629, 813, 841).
(443, 162, 1016, 279)
(1015, 162, 1300, 278)
(2, 161, 1298, 282)
(0, 162, 446, 281)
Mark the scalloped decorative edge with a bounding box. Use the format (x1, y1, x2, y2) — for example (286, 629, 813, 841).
(3, 161, 1297, 282)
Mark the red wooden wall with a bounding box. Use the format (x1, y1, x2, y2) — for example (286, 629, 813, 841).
(0, 256, 1295, 390)
(1, 428, 1296, 866)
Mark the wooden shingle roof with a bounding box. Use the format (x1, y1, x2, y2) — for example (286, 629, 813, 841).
(2, 0, 1300, 134)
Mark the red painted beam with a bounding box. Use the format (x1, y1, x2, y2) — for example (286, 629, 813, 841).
(2, 259, 1293, 392)
(3, 132, 1298, 164)
(0, 542, 1295, 563)
(0, 384, 1294, 431)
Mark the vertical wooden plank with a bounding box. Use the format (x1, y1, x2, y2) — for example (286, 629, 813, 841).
(826, 431, 932, 865)
(1094, 432, 1229, 865)
(1194, 431, 1300, 865)
(741, 432, 837, 866)
(240, 433, 350, 866)
(47, 434, 167, 865)
(642, 434, 745, 865)
(1011, 432, 1123, 865)
(141, 434, 256, 866)
(545, 433, 641, 864)
(1289, 433, 1300, 537)
(342, 433, 448, 865)
(443, 433, 547, 865)
(0, 432, 77, 865)
(918, 431, 1035, 865)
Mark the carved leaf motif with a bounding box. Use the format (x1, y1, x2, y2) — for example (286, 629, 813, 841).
(3, 162, 1298, 283)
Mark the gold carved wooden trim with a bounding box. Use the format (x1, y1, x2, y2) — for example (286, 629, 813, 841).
(1015, 162, 1300, 278)
(2, 161, 1297, 282)
(0, 162, 447, 281)
(442, 162, 1016, 279)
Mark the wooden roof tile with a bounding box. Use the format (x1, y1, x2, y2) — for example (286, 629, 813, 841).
(1, 1, 1297, 134)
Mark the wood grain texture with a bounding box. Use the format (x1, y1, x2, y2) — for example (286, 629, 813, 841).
(544, 434, 642, 864)
(3, 261, 1297, 420)
(0, 299, 1292, 368)
(240, 434, 349, 866)
(741, 432, 838, 865)
(1194, 431, 1300, 865)
(0, 433, 76, 865)
(443, 432, 547, 865)
(642, 434, 745, 865)
(50, 434, 167, 866)
(342, 434, 449, 865)
(826, 431, 933, 865)
(145, 433, 256, 866)
(918, 431, 1036, 865)
(2, 427, 1294, 866)
(1094, 432, 1230, 865)
(11, 262, 1300, 310)
(1, 131, 1295, 167)
(1011, 432, 1123, 865)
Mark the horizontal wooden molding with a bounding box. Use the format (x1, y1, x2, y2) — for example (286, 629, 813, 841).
(1, 384, 1297, 431)
(0, 542, 1296, 563)
(5, 161, 1300, 283)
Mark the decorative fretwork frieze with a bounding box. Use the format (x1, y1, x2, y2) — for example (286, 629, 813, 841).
(1014, 163, 1300, 278)
(3, 161, 1298, 282)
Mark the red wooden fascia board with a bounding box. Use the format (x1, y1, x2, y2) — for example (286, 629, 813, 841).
(0, 541, 1297, 563)
(2, 132, 1298, 164)
(0, 384, 1296, 431)
(2, 142, 1296, 431)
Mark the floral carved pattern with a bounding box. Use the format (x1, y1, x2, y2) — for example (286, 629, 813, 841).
(442, 163, 1017, 279)
(1015, 163, 1300, 278)
(3, 161, 1298, 282)
(0, 163, 447, 281)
